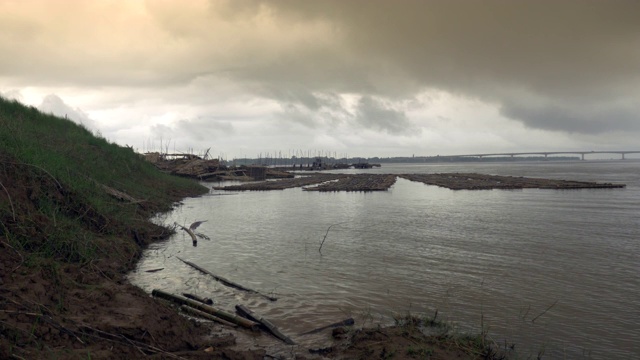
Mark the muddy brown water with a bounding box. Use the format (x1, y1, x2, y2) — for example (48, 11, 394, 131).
(129, 160, 640, 359)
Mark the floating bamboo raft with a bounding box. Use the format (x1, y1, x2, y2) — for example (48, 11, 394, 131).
(213, 174, 348, 191)
(213, 172, 625, 192)
(399, 173, 625, 190)
(304, 174, 397, 192)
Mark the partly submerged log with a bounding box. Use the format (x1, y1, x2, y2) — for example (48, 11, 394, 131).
(299, 318, 355, 335)
(182, 293, 214, 305)
(151, 289, 259, 330)
(179, 306, 237, 328)
(176, 224, 198, 246)
(235, 304, 296, 345)
(176, 257, 277, 301)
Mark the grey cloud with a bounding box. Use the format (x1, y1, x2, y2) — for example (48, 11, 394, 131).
(226, 1, 640, 134)
(150, 117, 235, 144)
(356, 96, 417, 135)
(3, 0, 640, 137)
(501, 101, 640, 134)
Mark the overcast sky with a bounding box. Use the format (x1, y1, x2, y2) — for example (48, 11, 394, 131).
(2, 0, 639, 159)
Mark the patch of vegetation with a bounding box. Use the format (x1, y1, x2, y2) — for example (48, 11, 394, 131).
(0, 96, 207, 264)
(386, 311, 509, 359)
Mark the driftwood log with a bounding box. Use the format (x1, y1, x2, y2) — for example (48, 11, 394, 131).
(176, 257, 277, 301)
(182, 293, 214, 305)
(299, 317, 355, 335)
(151, 289, 258, 330)
(235, 304, 296, 345)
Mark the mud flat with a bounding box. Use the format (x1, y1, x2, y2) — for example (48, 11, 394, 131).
(213, 173, 349, 191)
(400, 173, 626, 190)
(304, 174, 397, 192)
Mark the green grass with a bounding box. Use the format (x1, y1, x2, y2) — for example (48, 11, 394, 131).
(392, 311, 508, 359)
(0, 96, 207, 264)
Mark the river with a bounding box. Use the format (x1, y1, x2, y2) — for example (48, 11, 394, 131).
(128, 160, 640, 359)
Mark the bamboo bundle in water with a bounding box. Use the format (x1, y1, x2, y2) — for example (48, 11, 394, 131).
(151, 289, 259, 330)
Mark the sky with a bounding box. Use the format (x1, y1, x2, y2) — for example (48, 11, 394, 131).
(1, 0, 640, 159)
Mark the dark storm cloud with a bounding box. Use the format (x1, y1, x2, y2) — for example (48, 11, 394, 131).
(2, 0, 640, 138)
(223, 0, 640, 134)
(501, 101, 640, 134)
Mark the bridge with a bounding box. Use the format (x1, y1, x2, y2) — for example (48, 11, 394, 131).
(455, 151, 640, 161)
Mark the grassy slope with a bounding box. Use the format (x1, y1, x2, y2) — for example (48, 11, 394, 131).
(0, 97, 212, 359)
(0, 96, 207, 263)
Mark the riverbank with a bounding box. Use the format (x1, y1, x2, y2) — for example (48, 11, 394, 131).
(0, 97, 507, 359)
(0, 97, 223, 358)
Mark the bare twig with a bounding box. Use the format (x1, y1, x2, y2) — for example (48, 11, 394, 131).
(0, 238, 24, 272)
(319, 223, 345, 255)
(0, 180, 16, 221)
(531, 300, 558, 323)
(78, 325, 186, 359)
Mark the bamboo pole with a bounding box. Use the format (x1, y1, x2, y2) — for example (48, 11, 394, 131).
(176, 257, 277, 301)
(179, 306, 237, 328)
(151, 289, 259, 330)
(235, 304, 296, 345)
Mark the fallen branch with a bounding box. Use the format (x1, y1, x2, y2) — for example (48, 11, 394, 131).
(151, 289, 259, 330)
(531, 300, 559, 323)
(99, 183, 143, 203)
(78, 324, 185, 359)
(176, 257, 277, 301)
(235, 304, 296, 345)
(299, 317, 355, 335)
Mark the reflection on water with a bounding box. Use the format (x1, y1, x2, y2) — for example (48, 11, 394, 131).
(129, 161, 640, 359)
